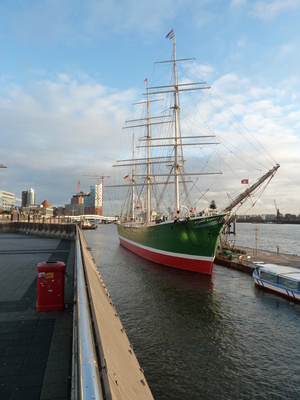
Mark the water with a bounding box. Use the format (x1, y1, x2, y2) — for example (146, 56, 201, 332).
(233, 223, 300, 256)
(84, 224, 300, 400)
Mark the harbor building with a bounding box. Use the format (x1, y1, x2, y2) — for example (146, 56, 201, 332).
(0, 190, 15, 212)
(65, 193, 85, 216)
(65, 184, 102, 216)
(21, 199, 54, 219)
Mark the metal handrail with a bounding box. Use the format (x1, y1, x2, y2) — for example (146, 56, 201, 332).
(76, 229, 103, 400)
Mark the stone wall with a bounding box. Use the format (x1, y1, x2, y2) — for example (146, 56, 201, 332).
(0, 221, 76, 239)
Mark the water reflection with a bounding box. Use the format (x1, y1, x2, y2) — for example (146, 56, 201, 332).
(84, 225, 300, 400)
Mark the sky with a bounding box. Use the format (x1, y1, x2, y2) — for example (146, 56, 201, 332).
(1, 0, 300, 216)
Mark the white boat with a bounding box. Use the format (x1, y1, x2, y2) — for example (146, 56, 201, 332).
(79, 220, 97, 230)
(253, 263, 300, 302)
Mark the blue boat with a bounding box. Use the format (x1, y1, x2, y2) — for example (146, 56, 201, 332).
(253, 263, 300, 302)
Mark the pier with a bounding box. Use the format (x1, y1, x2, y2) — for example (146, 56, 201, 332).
(0, 222, 154, 400)
(215, 246, 300, 274)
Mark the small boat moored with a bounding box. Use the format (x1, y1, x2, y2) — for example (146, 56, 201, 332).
(78, 220, 97, 230)
(253, 263, 300, 302)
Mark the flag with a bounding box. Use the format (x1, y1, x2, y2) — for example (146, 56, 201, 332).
(241, 179, 249, 184)
(143, 78, 147, 83)
(166, 29, 174, 39)
(123, 175, 129, 180)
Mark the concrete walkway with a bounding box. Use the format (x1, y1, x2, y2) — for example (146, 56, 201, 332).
(238, 246, 300, 268)
(0, 233, 74, 400)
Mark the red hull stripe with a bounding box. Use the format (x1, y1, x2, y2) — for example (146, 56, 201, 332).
(119, 236, 214, 275)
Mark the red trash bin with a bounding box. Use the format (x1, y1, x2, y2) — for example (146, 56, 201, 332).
(36, 261, 66, 312)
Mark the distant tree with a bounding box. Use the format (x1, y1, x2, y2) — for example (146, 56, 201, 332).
(210, 200, 217, 210)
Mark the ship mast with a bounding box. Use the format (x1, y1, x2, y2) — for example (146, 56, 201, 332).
(146, 82, 151, 223)
(172, 35, 180, 215)
(223, 164, 280, 213)
(131, 133, 135, 220)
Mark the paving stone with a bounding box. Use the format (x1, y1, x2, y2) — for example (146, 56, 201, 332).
(0, 233, 74, 400)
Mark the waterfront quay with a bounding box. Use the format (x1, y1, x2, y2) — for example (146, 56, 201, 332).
(0, 230, 75, 399)
(1, 221, 299, 399)
(215, 246, 300, 274)
(0, 222, 154, 400)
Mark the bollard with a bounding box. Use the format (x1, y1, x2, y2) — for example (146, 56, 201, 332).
(276, 246, 280, 255)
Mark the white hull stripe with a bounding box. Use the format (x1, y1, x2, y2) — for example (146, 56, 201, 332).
(254, 279, 300, 300)
(120, 236, 213, 262)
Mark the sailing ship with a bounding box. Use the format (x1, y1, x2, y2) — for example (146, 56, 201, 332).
(110, 31, 279, 275)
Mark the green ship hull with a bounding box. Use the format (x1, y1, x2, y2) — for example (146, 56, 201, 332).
(117, 214, 226, 275)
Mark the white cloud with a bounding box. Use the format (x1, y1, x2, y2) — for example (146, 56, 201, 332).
(1, 65, 299, 213)
(1, 0, 300, 214)
(230, 0, 248, 9)
(277, 43, 298, 60)
(4, 0, 188, 46)
(0, 76, 137, 205)
(252, 0, 300, 19)
(194, 71, 300, 214)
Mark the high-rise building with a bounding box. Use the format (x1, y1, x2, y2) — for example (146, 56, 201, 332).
(0, 190, 15, 211)
(27, 188, 35, 206)
(22, 188, 36, 207)
(86, 184, 102, 215)
(65, 184, 103, 216)
(21, 191, 27, 207)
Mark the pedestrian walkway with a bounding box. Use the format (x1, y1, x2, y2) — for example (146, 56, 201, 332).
(239, 246, 300, 268)
(0, 233, 74, 400)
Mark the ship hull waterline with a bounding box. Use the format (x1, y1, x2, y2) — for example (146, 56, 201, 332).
(117, 214, 226, 275)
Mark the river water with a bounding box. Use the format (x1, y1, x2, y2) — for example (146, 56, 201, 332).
(83, 223, 300, 400)
(230, 223, 300, 256)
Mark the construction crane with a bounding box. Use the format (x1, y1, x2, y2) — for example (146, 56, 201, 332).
(82, 174, 110, 215)
(274, 199, 281, 222)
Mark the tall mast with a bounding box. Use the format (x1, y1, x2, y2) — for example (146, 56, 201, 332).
(223, 164, 280, 213)
(146, 81, 151, 223)
(131, 133, 135, 220)
(173, 35, 180, 215)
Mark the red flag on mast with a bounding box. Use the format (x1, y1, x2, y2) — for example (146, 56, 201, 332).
(241, 179, 249, 184)
(166, 29, 174, 39)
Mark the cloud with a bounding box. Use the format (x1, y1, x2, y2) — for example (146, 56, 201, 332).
(192, 71, 300, 214)
(84, 0, 182, 37)
(277, 43, 298, 60)
(0, 75, 137, 205)
(3, 0, 187, 46)
(229, 0, 248, 9)
(252, 0, 300, 19)
(1, 0, 300, 215)
(1, 65, 299, 214)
